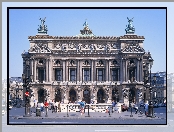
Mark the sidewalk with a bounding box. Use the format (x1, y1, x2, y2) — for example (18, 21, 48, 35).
(17, 107, 165, 120)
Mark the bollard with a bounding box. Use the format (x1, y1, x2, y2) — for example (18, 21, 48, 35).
(67, 105, 69, 117)
(45, 107, 48, 117)
(88, 105, 90, 117)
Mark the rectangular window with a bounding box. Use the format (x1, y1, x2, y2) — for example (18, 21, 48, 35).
(70, 69, 76, 81)
(112, 69, 118, 81)
(84, 69, 90, 81)
(98, 69, 105, 81)
(55, 69, 62, 81)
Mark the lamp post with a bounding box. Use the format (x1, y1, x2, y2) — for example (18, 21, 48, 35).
(147, 57, 155, 118)
(22, 73, 33, 117)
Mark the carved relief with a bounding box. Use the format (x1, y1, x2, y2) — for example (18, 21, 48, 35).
(29, 43, 51, 53)
(122, 43, 145, 53)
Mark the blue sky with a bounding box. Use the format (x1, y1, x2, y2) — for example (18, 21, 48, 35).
(8, 8, 166, 78)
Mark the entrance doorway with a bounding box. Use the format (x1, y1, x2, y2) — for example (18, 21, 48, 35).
(83, 89, 90, 104)
(97, 89, 105, 103)
(38, 89, 45, 103)
(129, 88, 135, 103)
(112, 88, 119, 102)
(69, 89, 76, 103)
(55, 88, 61, 102)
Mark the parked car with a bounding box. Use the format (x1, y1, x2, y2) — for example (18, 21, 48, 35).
(121, 104, 128, 112)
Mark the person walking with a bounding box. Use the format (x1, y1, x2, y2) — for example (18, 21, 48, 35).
(79, 100, 85, 115)
(111, 100, 116, 113)
(144, 101, 149, 116)
(40, 102, 44, 112)
(58, 101, 61, 112)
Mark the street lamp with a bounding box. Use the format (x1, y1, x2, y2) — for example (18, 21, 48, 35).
(147, 56, 155, 118)
(22, 73, 33, 117)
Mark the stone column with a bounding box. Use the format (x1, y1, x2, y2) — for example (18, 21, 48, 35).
(140, 60, 143, 82)
(93, 60, 96, 81)
(79, 60, 82, 82)
(49, 58, 52, 82)
(105, 60, 108, 81)
(76, 60, 79, 82)
(63, 60, 66, 82)
(53, 68, 55, 81)
(91, 60, 93, 82)
(120, 59, 123, 83)
(66, 60, 69, 81)
(137, 60, 139, 82)
(123, 59, 125, 82)
(31, 58, 34, 78)
(108, 61, 111, 81)
(125, 60, 128, 82)
(46, 59, 48, 82)
(34, 59, 37, 81)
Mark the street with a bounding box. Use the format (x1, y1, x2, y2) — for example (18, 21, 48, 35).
(7, 106, 167, 124)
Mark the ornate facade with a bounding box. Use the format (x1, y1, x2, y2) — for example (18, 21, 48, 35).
(22, 18, 153, 106)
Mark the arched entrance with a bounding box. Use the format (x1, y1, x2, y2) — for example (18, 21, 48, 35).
(129, 88, 135, 103)
(55, 88, 61, 102)
(38, 88, 45, 103)
(69, 89, 76, 103)
(97, 89, 105, 103)
(83, 89, 90, 104)
(112, 88, 119, 102)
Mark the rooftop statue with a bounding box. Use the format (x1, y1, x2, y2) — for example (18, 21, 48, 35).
(83, 19, 88, 27)
(37, 17, 48, 34)
(125, 17, 135, 34)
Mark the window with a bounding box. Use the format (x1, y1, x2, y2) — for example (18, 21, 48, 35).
(84, 69, 90, 81)
(98, 69, 105, 81)
(112, 69, 118, 81)
(55, 69, 62, 81)
(70, 69, 76, 81)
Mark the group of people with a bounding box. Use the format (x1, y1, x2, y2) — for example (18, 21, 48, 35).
(38, 100, 61, 113)
(50, 100, 61, 113)
(111, 100, 149, 116)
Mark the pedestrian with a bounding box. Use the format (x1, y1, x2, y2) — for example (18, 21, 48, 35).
(55, 101, 58, 113)
(144, 101, 149, 116)
(40, 102, 44, 112)
(112, 100, 116, 113)
(79, 100, 85, 115)
(58, 101, 61, 112)
(134, 104, 138, 114)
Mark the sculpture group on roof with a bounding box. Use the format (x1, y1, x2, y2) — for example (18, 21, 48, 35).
(125, 17, 135, 34)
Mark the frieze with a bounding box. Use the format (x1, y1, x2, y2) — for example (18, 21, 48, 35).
(121, 43, 145, 53)
(29, 43, 51, 53)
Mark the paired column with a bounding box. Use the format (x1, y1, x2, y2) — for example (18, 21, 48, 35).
(63, 60, 66, 81)
(49, 58, 52, 82)
(125, 60, 128, 82)
(65, 60, 69, 81)
(34, 59, 37, 81)
(91, 60, 93, 82)
(137, 60, 139, 82)
(46, 59, 48, 82)
(93, 60, 96, 81)
(105, 60, 109, 81)
(108, 61, 111, 81)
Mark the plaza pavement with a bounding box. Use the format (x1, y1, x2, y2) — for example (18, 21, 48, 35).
(16, 107, 166, 120)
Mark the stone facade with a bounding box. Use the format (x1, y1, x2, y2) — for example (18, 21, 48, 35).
(21, 18, 153, 106)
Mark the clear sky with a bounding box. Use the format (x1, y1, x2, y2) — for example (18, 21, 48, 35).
(8, 8, 166, 78)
